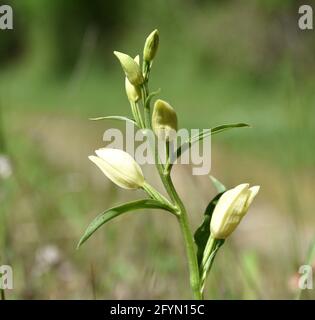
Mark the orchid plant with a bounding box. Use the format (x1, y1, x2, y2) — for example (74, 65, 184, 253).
(78, 30, 260, 300)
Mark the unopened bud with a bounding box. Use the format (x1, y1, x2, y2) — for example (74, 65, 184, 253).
(143, 29, 159, 63)
(152, 99, 178, 141)
(114, 51, 144, 86)
(125, 55, 142, 102)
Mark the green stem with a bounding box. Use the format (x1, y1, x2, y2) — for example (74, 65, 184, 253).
(164, 174, 202, 300)
(141, 62, 151, 129)
(142, 84, 151, 129)
(142, 182, 177, 213)
(130, 101, 141, 127)
(200, 235, 217, 293)
(141, 62, 202, 299)
(134, 101, 145, 129)
(200, 235, 224, 296)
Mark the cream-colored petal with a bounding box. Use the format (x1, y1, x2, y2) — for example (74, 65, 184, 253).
(134, 55, 140, 65)
(210, 183, 250, 239)
(89, 149, 144, 190)
(243, 185, 260, 212)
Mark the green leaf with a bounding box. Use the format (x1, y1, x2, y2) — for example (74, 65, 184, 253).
(77, 199, 171, 248)
(209, 175, 226, 193)
(145, 88, 161, 109)
(174, 123, 250, 163)
(191, 123, 250, 144)
(89, 116, 137, 126)
(194, 192, 224, 269)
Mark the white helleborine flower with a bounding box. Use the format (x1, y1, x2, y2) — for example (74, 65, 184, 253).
(89, 148, 145, 190)
(210, 183, 260, 239)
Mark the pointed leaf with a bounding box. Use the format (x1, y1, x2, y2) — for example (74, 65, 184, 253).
(174, 123, 250, 163)
(77, 199, 171, 248)
(89, 116, 137, 126)
(190, 123, 250, 144)
(194, 192, 224, 269)
(211, 122, 250, 133)
(209, 175, 226, 193)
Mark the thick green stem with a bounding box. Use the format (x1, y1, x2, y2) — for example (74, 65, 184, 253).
(200, 235, 217, 293)
(164, 174, 202, 300)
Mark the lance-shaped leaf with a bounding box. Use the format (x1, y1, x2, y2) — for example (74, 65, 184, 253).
(190, 123, 250, 144)
(209, 175, 227, 194)
(167, 123, 250, 169)
(89, 116, 137, 127)
(194, 192, 224, 269)
(77, 199, 172, 248)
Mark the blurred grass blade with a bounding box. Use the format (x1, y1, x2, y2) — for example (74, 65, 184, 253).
(77, 199, 171, 248)
(295, 237, 315, 299)
(306, 237, 315, 264)
(194, 192, 224, 269)
(209, 175, 227, 193)
(89, 116, 137, 126)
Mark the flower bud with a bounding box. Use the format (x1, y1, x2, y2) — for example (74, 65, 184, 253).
(210, 184, 260, 239)
(125, 55, 141, 102)
(114, 51, 144, 86)
(89, 148, 145, 190)
(152, 99, 178, 141)
(143, 29, 159, 63)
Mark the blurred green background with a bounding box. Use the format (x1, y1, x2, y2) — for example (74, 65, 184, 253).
(0, 0, 314, 299)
